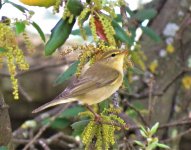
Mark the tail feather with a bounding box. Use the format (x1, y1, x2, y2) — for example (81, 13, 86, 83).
(32, 98, 76, 113)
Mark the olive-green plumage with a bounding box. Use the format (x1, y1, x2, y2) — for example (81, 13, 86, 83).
(32, 50, 127, 113)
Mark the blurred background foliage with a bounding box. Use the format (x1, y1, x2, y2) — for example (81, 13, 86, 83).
(0, 0, 191, 150)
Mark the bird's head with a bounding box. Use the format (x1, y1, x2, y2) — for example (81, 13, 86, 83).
(98, 50, 128, 70)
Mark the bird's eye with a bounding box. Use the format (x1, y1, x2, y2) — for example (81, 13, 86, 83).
(111, 53, 116, 57)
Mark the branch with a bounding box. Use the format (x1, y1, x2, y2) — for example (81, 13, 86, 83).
(124, 100, 148, 126)
(0, 92, 12, 146)
(0, 60, 73, 78)
(121, 68, 191, 99)
(22, 103, 71, 150)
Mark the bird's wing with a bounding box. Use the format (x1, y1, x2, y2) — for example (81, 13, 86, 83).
(58, 63, 120, 98)
(32, 64, 120, 113)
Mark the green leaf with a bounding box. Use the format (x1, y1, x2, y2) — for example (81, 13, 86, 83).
(133, 9, 157, 21)
(0, 1, 2, 9)
(132, 101, 145, 110)
(54, 61, 79, 85)
(15, 21, 25, 35)
(140, 26, 161, 42)
(150, 122, 159, 135)
(130, 67, 144, 75)
(0, 146, 8, 150)
(112, 19, 133, 46)
(147, 141, 158, 150)
(71, 120, 89, 135)
(45, 18, 76, 56)
(123, 76, 132, 93)
(156, 143, 170, 149)
(59, 106, 85, 118)
(114, 14, 122, 22)
(99, 99, 109, 112)
(125, 7, 134, 17)
(72, 26, 91, 36)
(42, 118, 70, 129)
(140, 126, 147, 136)
(31, 22, 46, 42)
(8, 1, 28, 13)
(67, 0, 84, 16)
(0, 47, 6, 53)
(134, 141, 144, 147)
(140, 130, 147, 138)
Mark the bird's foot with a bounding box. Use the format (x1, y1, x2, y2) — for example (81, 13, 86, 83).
(85, 104, 101, 122)
(94, 113, 101, 122)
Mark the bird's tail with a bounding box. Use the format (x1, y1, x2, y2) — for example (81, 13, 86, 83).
(32, 98, 76, 113)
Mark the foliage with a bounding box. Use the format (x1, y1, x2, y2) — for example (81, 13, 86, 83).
(78, 106, 126, 150)
(0, 21, 29, 99)
(134, 122, 170, 150)
(0, 0, 175, 149)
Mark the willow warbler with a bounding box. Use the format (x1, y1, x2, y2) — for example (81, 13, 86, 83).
(32, 50, 127, 113)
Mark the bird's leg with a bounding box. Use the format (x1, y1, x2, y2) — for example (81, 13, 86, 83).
(85, 104, 101, 121)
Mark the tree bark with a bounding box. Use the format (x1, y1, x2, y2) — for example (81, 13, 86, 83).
(0, 92, 12, 147)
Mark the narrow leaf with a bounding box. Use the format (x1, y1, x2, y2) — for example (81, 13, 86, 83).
(42, 118, 70, 129)
(156, 143, 170, 149)
(72, 26, 91, 36)
(140, 26, 161, 42)
(133, 9, 157, 21)
(112, 19, 133, 46)
(31, 22, 46, 42)
(140, 130, 147, 138)
(71, 120, 89, 135)
(134, 141, 144, 147)
(0, 47, 6, 53)
(59, 106, 85, 118)
(0, 146, 8, 150)
(129, 67, 144, 75)
(8, 1, 28, 13)
(114, 14, 122, 22)
(45, 18, 76, 55)
(150, 122, 159, 135)
(54, 61, 79, 85)
(123, 76, 132, 93)
(125, 7, 134, 16)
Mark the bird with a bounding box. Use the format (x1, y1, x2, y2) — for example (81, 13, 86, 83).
(32, 49, 128, 113)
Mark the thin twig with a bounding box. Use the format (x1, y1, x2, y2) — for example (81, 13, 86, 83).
(38, 139, 51, 150)
(125, 100, 148, 126)
(18, 81, 32, 102)
(0, 60, 72, 78)
(148, 77, 155, 125)
(120, 68, 191, 100)
(162, 128, 191, 142)
(23, 103, 71, 150)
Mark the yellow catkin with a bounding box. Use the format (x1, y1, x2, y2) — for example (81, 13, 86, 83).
(0, 22, 29, 99)
(90, 16, 98, 42)
(95, 126, 103, 150)
(103, 6, 116, 18)
(78, 7, 91, 40)
(22, 31, 35, 54)
(98, 14, 116, 46)
(92, 0, 102, 9)
(101, 115, 116, 149)
(53, 0, 62, 13)
(62, 6, 72, 20)
(82, 121, 97, 149)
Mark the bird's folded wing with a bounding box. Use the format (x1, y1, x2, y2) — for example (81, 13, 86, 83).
(63, 64, 120, 97)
